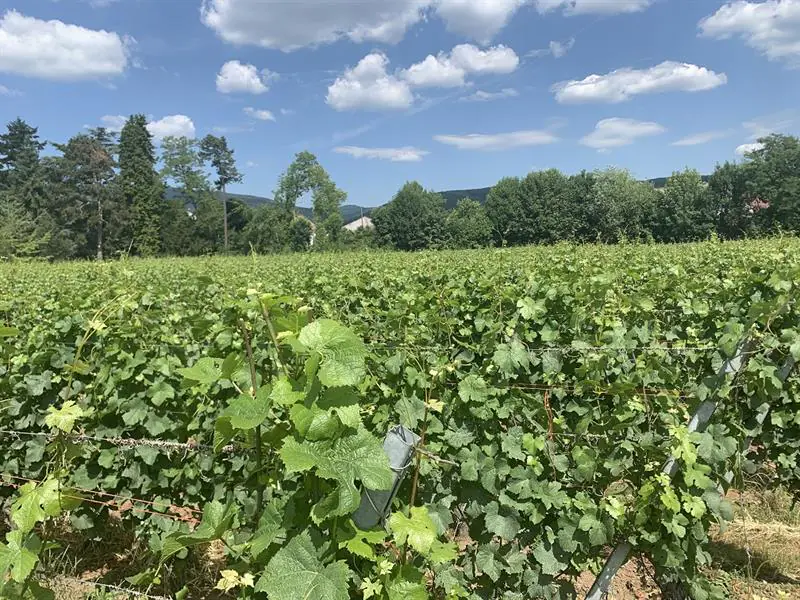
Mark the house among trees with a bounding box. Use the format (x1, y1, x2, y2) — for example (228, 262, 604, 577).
(343, 216, 374, 231)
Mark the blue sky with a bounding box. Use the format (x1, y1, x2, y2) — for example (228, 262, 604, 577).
(0, 0, 798, 207)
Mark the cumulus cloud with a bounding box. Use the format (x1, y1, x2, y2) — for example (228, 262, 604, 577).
(201, 0, 525, 51)
(553, 61, 727, 103)
(243, 107, 275, 121)
(671, 130, 731, 146)
(216, 60, 275, 94)
(434, 129, 558, 151)
(461, 88, 519, 102)
(736, 142, 765, 155)
(743, 110, 798, 140)
(326, 52, 414, 111)
(97, 114, 196, 139)
(334, 145, 429, 162)
(0, 10, 130, 81)
(699, 0, 800, 67)
(436, 0, 527, 42)
(201, 0, 427, 50)
(580, 117, 665, 150)
(535, 0, 653, 14)
(400, 44, 519, 88)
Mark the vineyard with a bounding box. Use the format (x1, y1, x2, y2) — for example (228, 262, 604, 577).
(1, 239, 800, 599)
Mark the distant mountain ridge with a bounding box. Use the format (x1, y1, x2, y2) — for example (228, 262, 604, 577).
(168, 176, 703, 224)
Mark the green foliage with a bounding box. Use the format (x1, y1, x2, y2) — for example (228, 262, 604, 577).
(120, 115, 162, 256)
(199, 134, 243, 252)
(2, 241, 800, 598)
(655, 169, 715, 242)
(446, 199, 492, 249)
(372, 182, 448, 250)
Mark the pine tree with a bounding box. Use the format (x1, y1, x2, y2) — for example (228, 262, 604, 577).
(199, 135, 242, 252)
(119, 115, 163, 256)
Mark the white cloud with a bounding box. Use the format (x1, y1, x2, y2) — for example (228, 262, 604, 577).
(245, 160, 258, 167)
(436, 0, 527, 42)
(461, 87, 519, 101)
(243, 107, 275, 121)
(580, 117, 665, 150)
(326, 52, 414, 111)
(0, 10, 130, 81)
(99, 114, 127, 132)
(536, 0, 652, 15)
(434, 129, 558, 151)
(736, 142, 765, 155)
(671, 130, 730, 146)
(0, 84, 21, 96)
(400, 44, 519, 88)
(553, 61, 727, 103)
(334, 145, 429, 162)
(280, 108, 295, 116)
(201, 0, 428, 50)
(201, 0, 526, 51)
(212, 125, 254, 134)
(699, 0, 800, 67)
(216, 60, 275, 94)
(98, 114, 196, 139)
(401, 54, 467, 87)
(147, 115, 196, 140)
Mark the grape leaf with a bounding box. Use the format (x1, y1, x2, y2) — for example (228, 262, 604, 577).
(389, 507, 437, 555)
(298, 319, 367, 387)
(256, 532, 350, 600)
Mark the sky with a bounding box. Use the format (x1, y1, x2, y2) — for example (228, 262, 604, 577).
(0, 0, 799, 207)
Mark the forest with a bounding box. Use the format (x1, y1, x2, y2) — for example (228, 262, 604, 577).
(0, 114, 798, 260)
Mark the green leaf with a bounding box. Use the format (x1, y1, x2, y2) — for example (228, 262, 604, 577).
(387, 579, 428, 600)
(429, 540, 458, 565)
(0, 530, 38, 583)
(475, 544, 501, 582)
(0, 326, 20, 338)
(161, 501, 236, 562)
(250, 501, 285, 561)
(485, 507, 520, 541)
(11, 479, 73, 534)
(298, 319, 367, 387)
(148, 381, 175, 407)
(389, 507, 437, 555)
(256, 532, 351, 600)
(492, 338, 529, 375)
(271, 377, 304, 407)
(280, 429, 392, 518)
(290, 405, 341, 441)
(458, 374, 489, 404)
(44, 401, 84, 433)
(27, 580, 55, 600)
(532, 539, 568, 576)
(319, 387, 362, 429)
(178, 357, 223, 385)
(224, 385, 272, 430)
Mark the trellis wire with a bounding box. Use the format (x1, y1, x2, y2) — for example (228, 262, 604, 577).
(0, 429, 237, 455)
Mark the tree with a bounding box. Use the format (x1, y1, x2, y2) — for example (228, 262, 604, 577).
(654, 169, 715, 243)
(312, 173, 347, 247)
(289, 217, 314, 252)
(243, 205, 291, 254)
(588, 168, 657, 242)
(446, 199, 493, 248)
(707, 161, 754, 239)
(50, 134, 118, 260)
(274, 151, 319, 216)
(0, 192, 47, 258)
(372, 182, 448, 250)
(199, 134, 243, 252)
(519, 169, 576, 244)
(743, 134, 800, 233)
(485, 177, 526, 246)
(0, 118, 46, 214)
(120, 115, 163, 256)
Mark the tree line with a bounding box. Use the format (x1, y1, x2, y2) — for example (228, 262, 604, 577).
(1, 113, 798, 260)
(0, 116, 349, 260)
(372, 133, 800, 250)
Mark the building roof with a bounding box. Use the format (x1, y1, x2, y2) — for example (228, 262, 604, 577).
(343, 216, 374, 231)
